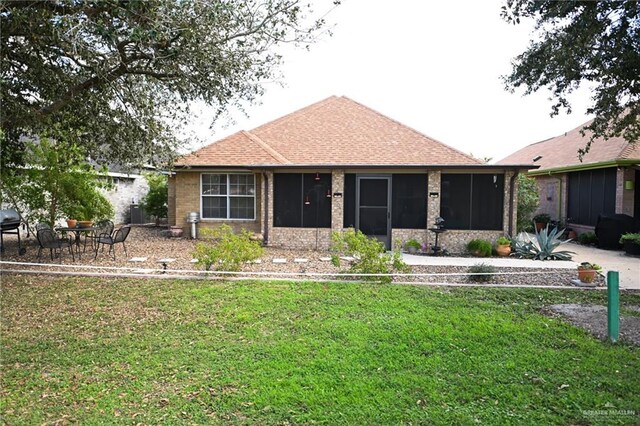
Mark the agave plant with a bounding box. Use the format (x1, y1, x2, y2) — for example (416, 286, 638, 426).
(514, 224, 575, 261)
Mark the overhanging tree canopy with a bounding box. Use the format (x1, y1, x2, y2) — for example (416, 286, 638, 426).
(1, 0, 338, 168)
(502, 0, 639, 156)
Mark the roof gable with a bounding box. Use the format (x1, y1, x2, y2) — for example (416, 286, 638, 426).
(177, 96, 482, 167)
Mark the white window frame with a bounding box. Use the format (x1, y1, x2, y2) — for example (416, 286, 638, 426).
(200, 173, 256, 220)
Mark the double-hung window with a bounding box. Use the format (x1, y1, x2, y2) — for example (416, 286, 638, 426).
(201, 173, 255, 220)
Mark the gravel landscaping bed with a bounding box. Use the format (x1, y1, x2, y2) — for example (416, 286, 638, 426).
(0, 225, 605, 287)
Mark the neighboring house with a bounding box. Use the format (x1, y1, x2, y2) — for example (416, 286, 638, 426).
(170, 96, 534, 252)
(498, 120, 640, 234)
(101, 167, 151, 224)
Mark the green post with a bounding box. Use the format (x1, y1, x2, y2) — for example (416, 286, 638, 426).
(607, 271, 620, 343)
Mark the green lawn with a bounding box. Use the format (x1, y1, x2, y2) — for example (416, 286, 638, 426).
(2, 276, 639, 425)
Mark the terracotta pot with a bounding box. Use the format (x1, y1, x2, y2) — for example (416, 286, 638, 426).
(578, 269, 596, 284)
(567, 230, 577, 240)
(535, 222, 546, 232)
(496, 244, 511, 257)
(169, 226, 184, 238)
(66, 219, 77, 228)
(78, 220, 93, 228)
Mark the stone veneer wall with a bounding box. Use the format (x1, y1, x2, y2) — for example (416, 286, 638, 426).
(172, 171, 262, 235)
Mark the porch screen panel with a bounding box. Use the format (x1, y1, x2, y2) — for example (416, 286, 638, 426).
(343, 174, 356, 228)
(392, 174, 428, 229)
(273, 174, 302, 227)
(470, 174, 504, 230)
(302, 173, 332, 228)
(440, 174, 471, 229)
(273, 173, 331, 228)
(568, 168, 617, 226)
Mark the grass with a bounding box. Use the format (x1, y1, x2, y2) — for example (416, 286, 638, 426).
(1, 276, 639, 425)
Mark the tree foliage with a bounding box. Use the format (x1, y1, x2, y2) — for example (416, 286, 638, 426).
(0, 137, 114, 227)
(1, 0, 338, 168)
(502, 0, 640, 155)
(516, 173, 539, 232)
(141, 172, 168, 222)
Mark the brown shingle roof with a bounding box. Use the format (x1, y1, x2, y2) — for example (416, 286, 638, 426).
(497, 120, 640, 172)
(177, 96, 481, 167)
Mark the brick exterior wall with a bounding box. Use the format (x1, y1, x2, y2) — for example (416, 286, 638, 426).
(171, 171, 262, 236)
(171, 168, 517, 253)
(617, 167, 635, 216)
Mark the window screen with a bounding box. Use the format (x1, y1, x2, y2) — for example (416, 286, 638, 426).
(567, 168, 616, 226)
(440, 174, 504, 230)
(392, 174, 428, 229)
(273, 173, 332, 228)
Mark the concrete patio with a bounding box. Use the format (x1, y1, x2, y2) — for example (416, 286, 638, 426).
(402, 242, 639, 290)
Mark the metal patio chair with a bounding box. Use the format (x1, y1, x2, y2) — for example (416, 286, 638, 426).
(94, 226, 131, 260)
(36, 228, 75, 261)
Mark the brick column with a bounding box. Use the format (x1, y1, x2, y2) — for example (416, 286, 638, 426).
(331, 170, 344, 231)
(426, 171, 441, 245)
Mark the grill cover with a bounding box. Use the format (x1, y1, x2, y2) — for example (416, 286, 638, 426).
(0, 209, 20, 224)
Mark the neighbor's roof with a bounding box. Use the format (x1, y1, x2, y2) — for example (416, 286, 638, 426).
(497, 120, 640, 174)
(177, 96, 484, 167)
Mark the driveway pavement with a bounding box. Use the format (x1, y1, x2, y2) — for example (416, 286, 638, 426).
(402, 242, 639, 290)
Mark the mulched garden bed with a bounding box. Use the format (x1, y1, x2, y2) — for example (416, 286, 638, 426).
(0, 225, 605, 287)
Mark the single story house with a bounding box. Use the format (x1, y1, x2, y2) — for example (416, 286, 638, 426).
(170, 96, 534, 252)
(498, 120, 640, 234)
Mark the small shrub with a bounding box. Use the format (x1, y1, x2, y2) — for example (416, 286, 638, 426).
(404, 238, 421, 251)
(620, 233, 640, 245)
(193, 224, 263, 271)
(577, 232, 598, 245)
(330, 228, 409, 284)
(467, 239, 492, 257)
(468, 263, 497, 283)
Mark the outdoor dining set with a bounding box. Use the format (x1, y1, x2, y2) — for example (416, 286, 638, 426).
(35, 220, 131, 261)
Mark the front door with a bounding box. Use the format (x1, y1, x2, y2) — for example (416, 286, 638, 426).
(356, 176, 391, 249)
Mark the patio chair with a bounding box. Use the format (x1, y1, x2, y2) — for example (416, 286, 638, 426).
(36, 228, 75, 261)
(94, 226, 131, 260)
(85, 219, 114, 252)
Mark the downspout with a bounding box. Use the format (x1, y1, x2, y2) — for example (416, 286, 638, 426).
(262, 171, 269, 245)
(508, 169, 519, 236)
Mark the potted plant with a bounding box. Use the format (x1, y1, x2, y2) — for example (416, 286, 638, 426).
(66, 218, 78, 228)
(495, 236, 512, 257)
(532, 213, 551, 232)
(404, 238, 421, 254)
(577, 262, 602, 284)
(619, 233, 640, 256)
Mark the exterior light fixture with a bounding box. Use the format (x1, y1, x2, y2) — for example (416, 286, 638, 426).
(314, 172, 320, 181)
(326, 189, 332, 198)
(304, 196, 311, 205)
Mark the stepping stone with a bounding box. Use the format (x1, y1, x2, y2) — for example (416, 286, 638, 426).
(272, 258, 287, 264)
(340, 256, 355, 262)
(129, 257, 147, 262)
(246, 259, 262, 264)
(190, 259, 199, 263)
(294, 258, 308, 263)
(319, 257, 332, 262)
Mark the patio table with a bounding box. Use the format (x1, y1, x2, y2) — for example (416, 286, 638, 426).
(55, 226, 98, 259)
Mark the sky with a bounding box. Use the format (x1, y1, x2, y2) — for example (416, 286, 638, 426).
(186, 0, 594, 163)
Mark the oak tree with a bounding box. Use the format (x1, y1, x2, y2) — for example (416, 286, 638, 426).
(502, 0, 639, 155)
